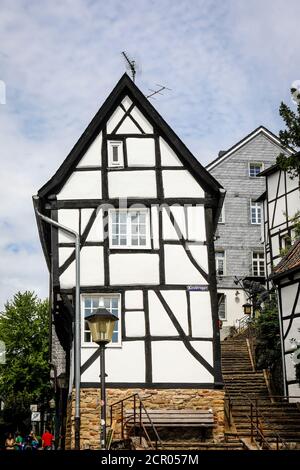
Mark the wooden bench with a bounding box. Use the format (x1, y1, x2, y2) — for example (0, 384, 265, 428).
(124, 409, 215, 441)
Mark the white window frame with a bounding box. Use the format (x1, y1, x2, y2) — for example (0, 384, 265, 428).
(218, 294, 226, 321)
(108, 140, 124, 167)
(109, 208, 151, 249)
(252, 252, 265, 277)
(216, 251, 225, 276)
(249, 162, 264, 178)
(250, 200, 262, 225)
(81, 294, 122, 348)
(218, 205, 225, 224)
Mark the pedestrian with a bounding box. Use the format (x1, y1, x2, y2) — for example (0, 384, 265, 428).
(41, 428, 54, 450)
(29, 431, 39, 450)
(5, 433, 15, 450)
(14, 432, 23, 450)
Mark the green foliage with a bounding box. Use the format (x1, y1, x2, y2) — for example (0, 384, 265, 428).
(276, 101, 300, 178)
(0, 292, 51, 429)
(254, 296, 281, 370)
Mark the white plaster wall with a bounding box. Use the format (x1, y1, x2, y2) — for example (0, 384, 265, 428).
(59, 246, 104, 288)
(121, 96, 132, 110)
(286, 174, 299, 193)
(107, 106, 125, 133)
(109, 253, 159, 285)
(148, 291, 178, 336)
(278, 171, 285, 197)
(162, 170, 204, 198)
(130, 107, 153, 133)
(117, 117, 142, 134)
(59, 247, 73, 267)
(161, 290, 189, 334)
(57, 171, 102, 200)
(159, 137, 183, 166)
(81, 341, 145, 383)
(187, 205, 206, 241)
(81, 208, 103, 242)
(287, 190, 300, 218)
(76, 132, 102, 167)
(125, 290, 144, 309)
(108, 171, 157, 198)
(125, 311, 145, 337)
(126, 138, 155, 166)
(58, 209, 79, 243)
(190, 291, 213, 338)
(281, 284, 299, 319)
(273, 197, 286, 227)
(162, 206, 186, 240)
(267, 172, 279, 200)
(271, 235, 280, 259)
(164, 244, 207, 285)
(151, 341, 213, 383)
(218, 289, 247, 339)
(151, 206, 160, 249)
(187, 244, 208, 273)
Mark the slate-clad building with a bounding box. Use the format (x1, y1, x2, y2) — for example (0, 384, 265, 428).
(34, 74, 225, 448)
(206, 127, 291, 336)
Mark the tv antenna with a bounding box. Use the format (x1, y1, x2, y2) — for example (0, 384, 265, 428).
(122, 51, 137, 82)
(147, 84, 171, 100)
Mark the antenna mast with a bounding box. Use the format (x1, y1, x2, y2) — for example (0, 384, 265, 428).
(122, 51, 136, 82)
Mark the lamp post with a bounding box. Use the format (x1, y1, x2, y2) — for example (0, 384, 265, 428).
(57, 373, 67, 450)
(85, 308, 118, 450)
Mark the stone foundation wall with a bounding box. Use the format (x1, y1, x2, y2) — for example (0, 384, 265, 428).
(65, 388, 225, 450)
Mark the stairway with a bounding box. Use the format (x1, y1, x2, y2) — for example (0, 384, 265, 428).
(221, 335, 300, 447)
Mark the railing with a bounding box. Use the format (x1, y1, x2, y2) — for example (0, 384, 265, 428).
(236, 315, 251, 334)
(110, 393, 164, 450)
(225, 390, 292, 450)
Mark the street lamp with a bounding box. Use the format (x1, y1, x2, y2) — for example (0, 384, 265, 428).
(85, 307, 118, 450)
(243, 303, 252, 316)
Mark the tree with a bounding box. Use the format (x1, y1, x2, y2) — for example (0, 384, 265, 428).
(0, 292, 51, 431)
(276, 95, 300, 178)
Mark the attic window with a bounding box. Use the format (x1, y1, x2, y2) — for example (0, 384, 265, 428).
(108, 141, 124, 167)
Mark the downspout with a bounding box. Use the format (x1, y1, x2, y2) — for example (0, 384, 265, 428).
(33, 195, 81, 450)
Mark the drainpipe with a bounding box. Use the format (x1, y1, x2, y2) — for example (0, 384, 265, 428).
(33, 196, 81, 449)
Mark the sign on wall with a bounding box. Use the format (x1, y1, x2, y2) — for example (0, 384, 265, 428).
(31, 411, 41, 422)
(187, 285, 209, 292)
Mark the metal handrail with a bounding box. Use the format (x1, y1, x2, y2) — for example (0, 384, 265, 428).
(225, 391, 291, 450)
(110, 393, 164, 450)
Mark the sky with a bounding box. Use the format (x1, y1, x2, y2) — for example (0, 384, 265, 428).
(0, 0, 300, 309)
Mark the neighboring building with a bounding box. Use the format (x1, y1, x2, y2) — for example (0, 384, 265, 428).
(34, 73, 225, 448)
(259, 159, 300, 400)
(206, 127, 292, 337)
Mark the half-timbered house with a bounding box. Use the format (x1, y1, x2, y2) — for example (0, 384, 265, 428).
(259, 159, 300, 400)
(34, 73, 225, 448)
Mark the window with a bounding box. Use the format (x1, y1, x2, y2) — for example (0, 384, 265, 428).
(218, 294, 226, 320)
(82, 295, 121, 345)
(109, 209, 150, 248)
(108, 141, 124, 167)
(252, 252, 265, 277)
(251, 200, 262, 224)
(249, 162, 263, 177)
(216, 251, 225, 276)
(218, 205, 225, 224)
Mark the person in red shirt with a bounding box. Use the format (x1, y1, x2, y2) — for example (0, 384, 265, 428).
(41, 428, 54, 450)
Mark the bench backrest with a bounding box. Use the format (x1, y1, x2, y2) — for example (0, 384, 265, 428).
(124, 409, 214, 427)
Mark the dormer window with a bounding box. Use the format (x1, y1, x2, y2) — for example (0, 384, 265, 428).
(108, 141, 124, 167)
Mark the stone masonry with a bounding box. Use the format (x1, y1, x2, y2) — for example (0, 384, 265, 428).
(65, 388, 225, 449)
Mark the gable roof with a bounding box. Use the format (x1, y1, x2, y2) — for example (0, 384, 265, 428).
(38, 73, 222, 198)
(272, 239, 300, 281)
(206, 125, 294, 171)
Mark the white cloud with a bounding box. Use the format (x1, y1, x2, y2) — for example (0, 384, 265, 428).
(0, 0, 299, 308)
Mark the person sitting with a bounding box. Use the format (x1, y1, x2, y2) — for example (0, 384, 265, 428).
(41, 428, 54, 450)
(15, 432, 23, 450)
(5, 433, 15, 450)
